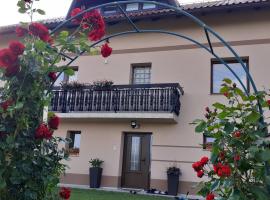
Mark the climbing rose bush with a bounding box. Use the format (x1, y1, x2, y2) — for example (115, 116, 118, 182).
(193, 79, 270, 200)
(0, 0, 112, 199)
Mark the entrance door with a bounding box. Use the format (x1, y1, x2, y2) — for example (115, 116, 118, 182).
(122, 133, 151, 189)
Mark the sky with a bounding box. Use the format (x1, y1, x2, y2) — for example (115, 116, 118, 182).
(0, 0, 210, 27)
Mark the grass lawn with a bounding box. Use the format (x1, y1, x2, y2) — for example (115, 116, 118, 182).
(69, 189, 172, 200)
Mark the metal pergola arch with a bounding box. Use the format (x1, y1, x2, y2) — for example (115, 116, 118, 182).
(51, 0, 257, 96)
(50, 0, 270, 186)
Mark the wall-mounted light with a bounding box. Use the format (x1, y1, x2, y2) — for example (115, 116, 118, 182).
(131, 120, 140, 129)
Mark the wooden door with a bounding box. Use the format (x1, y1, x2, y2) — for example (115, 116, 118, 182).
(121, 133, 151, 189)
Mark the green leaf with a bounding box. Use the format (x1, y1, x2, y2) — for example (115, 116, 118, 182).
(64, 68, 75, 76)
(223, 78, 232, 84)
(37, 9, 45, 15)
(195, 121, 206, 133)
(259, 149, 270, 161)
(251, 186, 269, 200)
(212, 102, 226, 110)
(245, 111, 261, 123)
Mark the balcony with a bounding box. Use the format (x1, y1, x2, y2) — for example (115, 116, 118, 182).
(49, 83, 183, 123)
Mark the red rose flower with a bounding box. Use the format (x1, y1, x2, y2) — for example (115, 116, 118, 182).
(15, 26, 28, 37)
(49, 114, 60, 130)
(59, 187, 71, 200)
(83, 10, 105, 41)
(48, 72, 57, 81)
(200, 156, 209, 165)
(267, 100, 270, 106)
(71, 8, 82, 24)
(219, 151, 225, 160)
(205, 107, 210, 113)
(5, 64, 20, 77)
(213, 163, 222, 173)
(192, 161, 202, 172)
(215, 164, 231, 177)
(223, 92, 229, 97)
(206, 193, 215, 200)
(233, 131, 241, 138)
(197, 170, 204, 178)
(0, 48, 18, 68)
(29, 22, 50, 42)
(35, 123, 53, 140)
(1, 99, 13, 111)
(9, 41, 25, 56)
(234, 154, 240, 161)
(101, 42, 112, 58)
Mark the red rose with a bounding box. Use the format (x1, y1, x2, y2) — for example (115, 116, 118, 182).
(197, 170, 204, 178)
(213, 163, 222, 174)
(101, 43, 112, 58)
(234, 154, 240, 161)
(223, 92, 229, 97)
(48, 72, 57, 81)
(59, 187, 71, 200)
(0, 48, 18, 68)
(15, 26, 28, 37)
(1, 99, 13, 111)
(267, 100, 270, 106)
(216, 164, 231, 177)
(71, 8, 82, 24)
(192, 161, 202, 172)
(233, 131, 241, 138)
(35, 123, 53, 140)
(205, 107, 210, 113)
(84, 10, 105, 41)
(9, 41, 25, 56)
(5, 64, 20, 77)
(29, 23, 50, 42)
(48, 114, 60, 129)
(219, 151, 225, 160)
(200, 156, 209, 165)
(206, 193, 215, 200)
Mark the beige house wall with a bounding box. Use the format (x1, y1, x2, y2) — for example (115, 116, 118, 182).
(1, 8, 270, 194)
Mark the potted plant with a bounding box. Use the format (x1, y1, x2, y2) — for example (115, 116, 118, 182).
(167, 166, 181, 196)
(92, 80, 114, 90)
(89, 158, 104, 188)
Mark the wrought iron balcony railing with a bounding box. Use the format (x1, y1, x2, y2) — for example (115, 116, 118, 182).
(50, 83, 183, 116)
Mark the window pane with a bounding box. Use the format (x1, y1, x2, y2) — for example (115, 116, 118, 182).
(73, 134, 81, 148)
(212, 62, 247, 93)
(130, 136, 141, 171)
(143, 3, 156, 9)
(126, 3, 139, 11)
(132, 66, 151, 84)
(103, 6, 117, 14)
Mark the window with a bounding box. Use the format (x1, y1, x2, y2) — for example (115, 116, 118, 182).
(67, 131, 81, 155)
(203, 135, 215, 150)
(211, 58, 249, 94)
(126, 3, 139, 11)
(143, 3, 156, 10)
(54, 66, 78, 86)
(103, 6, 117, 15)
(132, 64, 151, 84)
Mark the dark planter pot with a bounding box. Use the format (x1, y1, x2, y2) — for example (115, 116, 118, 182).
(167, 173, 180, 196)
(89, 167, 103, 188)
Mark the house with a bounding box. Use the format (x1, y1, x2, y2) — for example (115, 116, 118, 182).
(1, 0, 270, 195)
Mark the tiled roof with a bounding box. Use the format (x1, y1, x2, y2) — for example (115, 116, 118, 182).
(0, 0, 269, 34)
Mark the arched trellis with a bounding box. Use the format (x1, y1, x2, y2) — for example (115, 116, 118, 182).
(51, 0, 256, 96)
(50, 0, 270, 186)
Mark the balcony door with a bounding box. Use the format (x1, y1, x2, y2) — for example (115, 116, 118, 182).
(121, 133, 151, 189)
